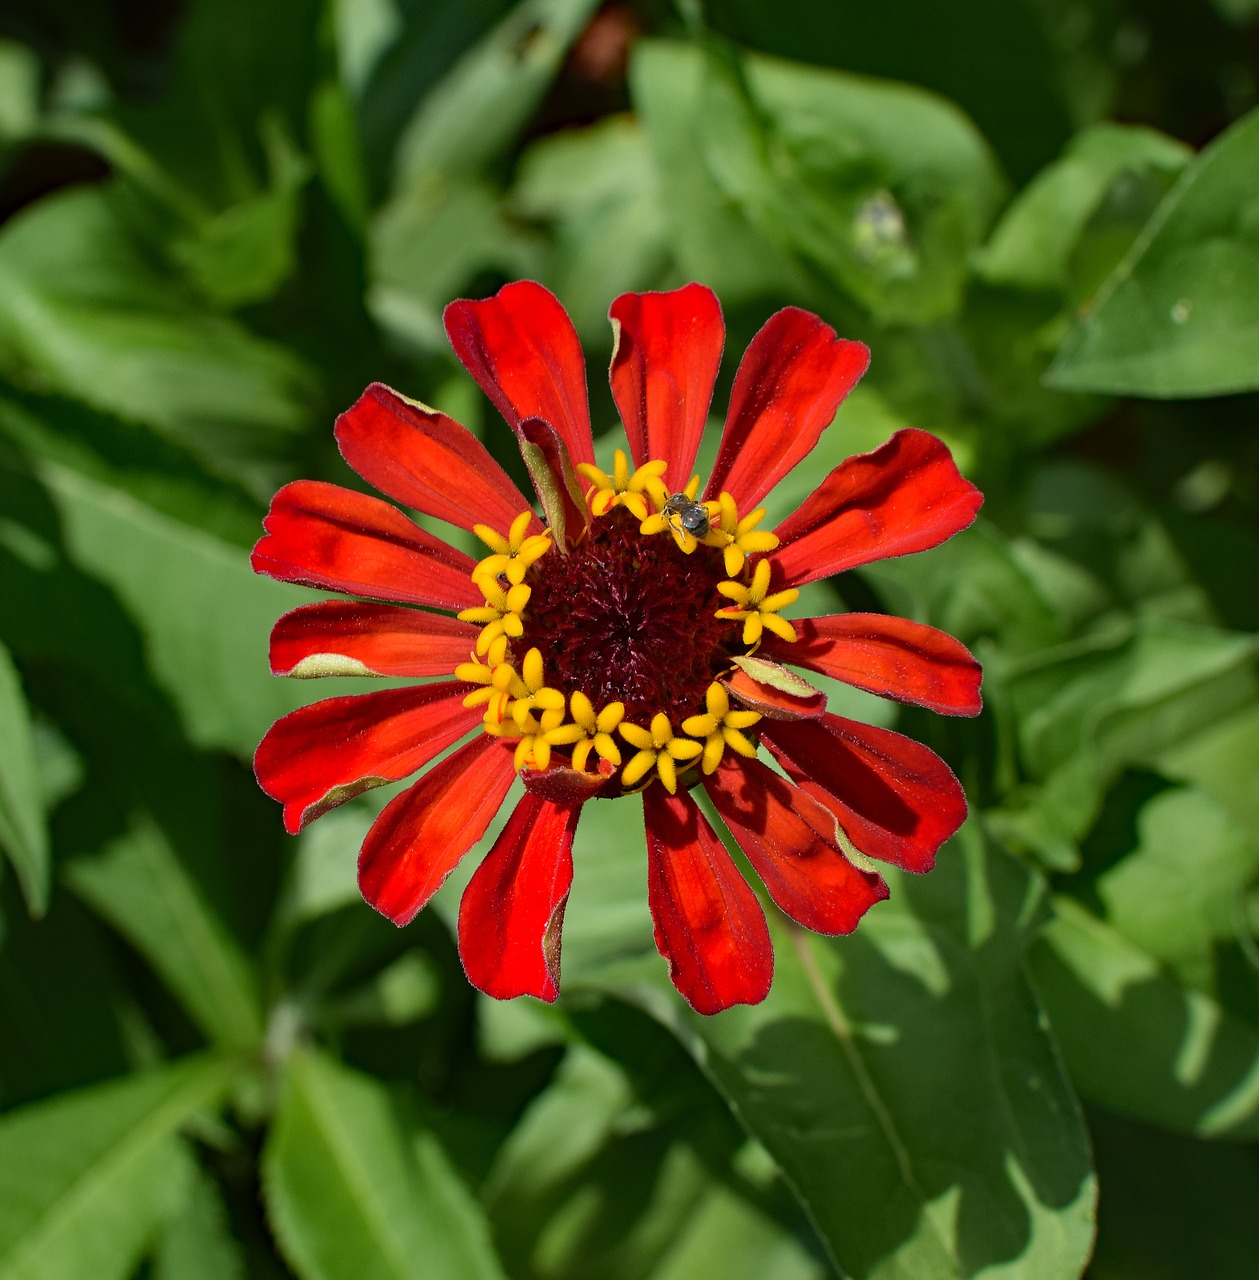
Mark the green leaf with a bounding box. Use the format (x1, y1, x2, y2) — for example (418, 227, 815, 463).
(0, 186, 313, 494)
(63, 813, 264, 1049)
(169, 115, 313, 309)
(1030, 897, 1259, 1139)
(31, 458, 384, 759)
(1156, 700, 1259, 847)
(1048, 106, 1259, 396)
(633, 40, 1004, 323)
(262, 1049, 507, 1280)
(976, 123, 1190, 292)
(0, 1055, 243, 1280)
(1092, 786, 1259, 996)
(151, 1148, 245, 1280)
(0, 640, 49, 917)
(1009, 618, 1257, 784)
(369, 179, 539, 353)
(568, 820, 1097, 1280)
(392, 0, 601, 186)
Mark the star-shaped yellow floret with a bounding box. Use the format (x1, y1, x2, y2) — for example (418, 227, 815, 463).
(455, 657, 520, 725)
(457, 578, 532, 663)
(479, 648, 583, 770)
(576, 450, 668, 521)
(681, 682, 762, 774)
(619, 712, 703, 794)
(715, 558, 799, 646)
(471, 510, 552, 587)
(569, 692, 624, 773)
(710, 491, 780, 577)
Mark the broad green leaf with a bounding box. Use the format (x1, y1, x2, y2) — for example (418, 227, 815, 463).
(0, 186, 313, 494)
(0, 640, 49, 917)
(631, 42, 810, 307)
(1048, 106, 1259, 396)
(169, 116, 313, 309)
(1092, 786, 1259, 996)
(31, 458, 383, 759)
(1030, 897, 1259, 1139)
(1008, 618, 1257, 783)
(633, 40, 1004, 323)
(976, 124, 1190, 292)
(567, 819, 1097, 1280)
(263, 1049, 507, 1280)
(484, 1039, 806, 1280)
(0, 40, 39, 147)
(369, 179, 540, 353)
(1156, 700, 1259, 846)
(651, 1167, 829, 1280)
(392, 0, 601, 186)
(0, 1055, 242, 1280)
(63, 813, 264, 1049)
(151, 1148, 245, 1280)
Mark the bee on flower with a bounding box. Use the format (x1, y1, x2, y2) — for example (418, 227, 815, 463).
(253, 281, 982, 1014)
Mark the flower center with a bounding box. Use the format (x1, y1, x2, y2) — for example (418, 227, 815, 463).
(517, 507, 732, 725)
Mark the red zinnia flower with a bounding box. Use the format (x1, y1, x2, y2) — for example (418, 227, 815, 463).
(253, 282, 982, 1014)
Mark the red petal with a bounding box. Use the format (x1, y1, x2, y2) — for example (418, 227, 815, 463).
(609, 284, 724, 482)
(769, 429, 982, 587)
(643, 786, 772, 1014)
(703, 756, 888, 935)
(334, 383, 540, 536)
(255, 683, 481, 834)
(444, 281, 595, 466)
(761, 713, 967, 873)
(358, 735, 517, 926)
(760, 613, 983, 716)
(704, 308, 869, 510)
(269, 601, 477, 679)
(251, 480, 480, 611)
(458, 791, 579, 1002)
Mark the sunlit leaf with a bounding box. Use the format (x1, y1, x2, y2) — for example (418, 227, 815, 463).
(64, 813, 264, 1049)
(1048, 106, 1259, 396)
(1031, 897, 1259, 1139)
(976, 123, 1190, 292)
(263, 1049, 507, 1280)
(0, 187, 313, 494)
(0, 640, 49, 917)
(0, 1055, 242, 1280)
(566, 817, 1097, 1280)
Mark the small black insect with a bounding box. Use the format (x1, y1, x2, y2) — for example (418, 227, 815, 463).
(662, 492, 711, 540)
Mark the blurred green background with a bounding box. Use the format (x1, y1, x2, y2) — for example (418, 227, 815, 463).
(1, 1, 1258, 1277)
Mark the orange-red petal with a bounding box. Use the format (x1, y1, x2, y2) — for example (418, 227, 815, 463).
(444, 280, 595, 466)
(269, 601, 479, 679)
(458, 791, 579, 1003)
(761, 713, 967, 874)
(334, 383, 540, 536)
(643, 785, 772, 1014)
(760, 613, 983, 716)
(609, 284, 724, 482)
(251, 480, 480, 611)
(769, 429, 982, 588)
(704, 308, 869, 511)
(254, 683, 481, 834)
(358, 735, 517, 926)
(703, 755, 888, 935)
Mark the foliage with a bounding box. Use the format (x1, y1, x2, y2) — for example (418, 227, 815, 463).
(1, 1, 1257, 1277)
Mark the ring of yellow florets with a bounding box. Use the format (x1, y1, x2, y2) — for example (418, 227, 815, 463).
(453, 450, 797, 796)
